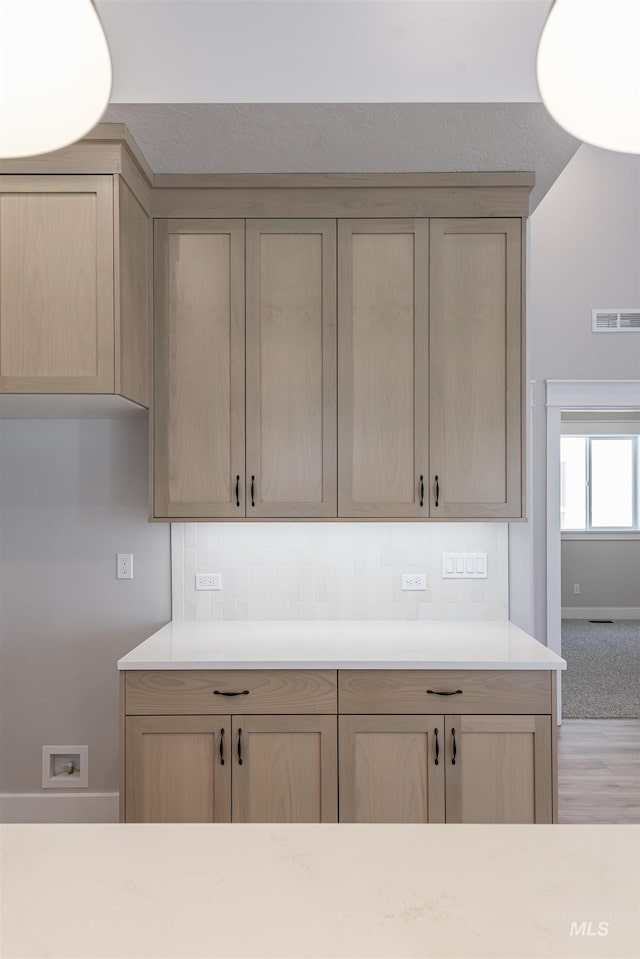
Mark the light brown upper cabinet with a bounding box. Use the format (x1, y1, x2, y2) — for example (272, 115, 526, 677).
(153, 219, 246, 518)
(0, 174, 150, 404)
(245, 220, 337, 517)
(153, 218, 336, 520)
(338, 219, 429, 517)
(429, 218, 523, 518)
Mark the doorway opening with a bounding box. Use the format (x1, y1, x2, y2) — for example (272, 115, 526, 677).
(546, 380, 640, 722)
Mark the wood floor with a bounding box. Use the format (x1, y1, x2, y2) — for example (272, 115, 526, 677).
(558, 719, 640, 824)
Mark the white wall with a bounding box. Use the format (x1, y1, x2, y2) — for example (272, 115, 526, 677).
(0, 417, 171, 815)
(172, 523, 509, 622)
(522, 144, 640, 642)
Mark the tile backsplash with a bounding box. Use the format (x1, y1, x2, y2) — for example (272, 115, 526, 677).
(171, 523, 509, 621)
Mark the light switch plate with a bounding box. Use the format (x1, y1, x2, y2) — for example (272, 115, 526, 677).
(441, 552, 488, 579)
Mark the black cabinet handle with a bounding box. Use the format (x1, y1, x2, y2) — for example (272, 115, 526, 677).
(451, 728, 457, 765)
(419, 475, 424, 508)
(219, 727, 225, 766)
(426, 689, 463, 697)
(235, 475, 240, 507)
(237, 727, 243, 765)
(213, 690, 250, 697)
(434, 727, 439, 766)
(434, 475, 440, 508)
(250, 475, 255, 507)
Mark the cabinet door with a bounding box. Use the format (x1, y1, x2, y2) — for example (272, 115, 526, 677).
(429, 218, 522, 518)
(246, 220, 337, 517)
(125, 715, 231, 823)
(339, 716, 445, 823)
(338, 219, 429, 517)
(0, 175, 114, 392)
(232, 716, 337, 822)
(445, 715, 552, 823)
(154, 219, 245, 518)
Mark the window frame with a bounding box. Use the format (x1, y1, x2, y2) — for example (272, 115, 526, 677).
(560, 433, 640, 533)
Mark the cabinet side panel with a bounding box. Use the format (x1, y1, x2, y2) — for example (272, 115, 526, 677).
(117, 178, 149, 407)
(119, 672, 126, 823)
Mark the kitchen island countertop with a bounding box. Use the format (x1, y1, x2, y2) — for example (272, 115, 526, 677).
(2, 823, 636, 959)
(118, 619, 567, 671)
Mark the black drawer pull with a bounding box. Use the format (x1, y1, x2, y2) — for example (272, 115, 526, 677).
(219, 728, 225, 765)
(426, 689, 463, 696)
(434, 727, 439, 766)
(419, 474, 424, 508)
(434, 475, 440, 508)
(213, 690, 250, 697)
(238, 727, 243, 765)
(251, 475, 255, 507)
(451, 727, 457, 765)
(235, 475, 240, 507)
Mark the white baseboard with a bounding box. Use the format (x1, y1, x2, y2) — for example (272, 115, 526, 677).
(0, 792, 118, 823)
(561, 607, 640, 620)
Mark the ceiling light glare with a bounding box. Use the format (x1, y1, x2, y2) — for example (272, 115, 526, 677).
(0, 0, 112, 158)
(537, 0, 640, 155)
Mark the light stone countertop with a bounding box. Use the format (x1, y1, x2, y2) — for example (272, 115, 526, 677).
(118, 619, 567, 670)
(1, 823, 637, 959)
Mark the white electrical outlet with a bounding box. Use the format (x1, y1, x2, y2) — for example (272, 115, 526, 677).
(117, 553, 133, 579)
(196, 573, 222, 591)
(401, 573, 427, 591)
(574, 584, 580, 594)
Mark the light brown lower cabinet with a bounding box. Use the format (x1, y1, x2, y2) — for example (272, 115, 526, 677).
(125, 713, 337, 823)
(232, 715, 337, 823)
(121, 669, 556, 824)
(445, 714, 552, 824)
(125, 715, 231, 823)
(339, 713, 552, 824)
(339, 715, 445, 823)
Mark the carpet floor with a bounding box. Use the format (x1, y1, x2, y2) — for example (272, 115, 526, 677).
(561, 620, 640, 719)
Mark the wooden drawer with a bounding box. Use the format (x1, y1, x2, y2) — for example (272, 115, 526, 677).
(125, 670, 337, 715)
(338, 670, 551, 715)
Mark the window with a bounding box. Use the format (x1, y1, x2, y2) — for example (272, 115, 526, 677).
(560, 435, 639, 531)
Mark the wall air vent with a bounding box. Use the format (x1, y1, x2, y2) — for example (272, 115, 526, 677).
(592, 309, 640, 332)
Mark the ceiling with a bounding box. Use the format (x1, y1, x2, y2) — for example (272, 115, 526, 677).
(98, 1, 580, 207)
